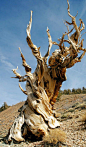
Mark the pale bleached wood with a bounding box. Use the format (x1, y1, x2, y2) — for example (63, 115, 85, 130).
(8, 0, 86, 142)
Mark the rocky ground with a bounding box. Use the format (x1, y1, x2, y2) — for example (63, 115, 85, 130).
(0, 94, 86, 147)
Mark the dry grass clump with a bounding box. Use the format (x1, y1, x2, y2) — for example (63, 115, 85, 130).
(72, 102, 79, 108)
(67, 108, 75, 112)
(61, 112, 73, 121)
(54, 112, 61, 118)
(43, 128, 66, 145)
(79, 112, 86, 126)
(75, 102, 86, 110)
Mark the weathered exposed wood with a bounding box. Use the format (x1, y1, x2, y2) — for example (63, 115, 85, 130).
(8, 0, 86, 143)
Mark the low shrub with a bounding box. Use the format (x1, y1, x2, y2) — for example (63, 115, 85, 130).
(43, 128, 66, 145)
(79, 112, 86, 126)
(0, 102, 10, 112)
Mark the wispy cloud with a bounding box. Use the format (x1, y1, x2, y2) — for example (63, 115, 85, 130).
(80, 0, 86, 18)
(0, 54, 14, 70)
(0, 51, 23, 75)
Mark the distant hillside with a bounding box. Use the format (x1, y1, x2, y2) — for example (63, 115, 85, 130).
(54, 94, 86, 113)
(0, 101, 25, 137)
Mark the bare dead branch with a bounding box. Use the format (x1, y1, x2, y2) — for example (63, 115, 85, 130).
(12, 66, 27, 82)
(78, 51, 85, 61)
(52, 41, 59, 46)
(66, 51, 86, 68)
(26, 10, 33, 38)
(12, 66, 21, 79)
(75, 11, 78, 18)
(67, 0, 73, 18)
(67, 0, 78, 20)
(43, 27, 53, 63)
(19, 47, 31, 74)
(65, 20, 72, 25)
(81, 32, 86, 37)
(19, 83, 27, 95)
(26, 11, 42, 60)
(79, 19, 85, 32)
(58, 33, 66, 50)
(63, 22, 77, 55)
(67, 0, 81, 45)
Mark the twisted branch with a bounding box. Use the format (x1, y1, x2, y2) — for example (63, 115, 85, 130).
(19, 83, 27, 95)
(26, 11, 42, 60)
(19, 47, 31, 74)
(11, 66, 27, 82)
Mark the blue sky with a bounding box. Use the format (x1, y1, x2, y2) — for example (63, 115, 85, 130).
(0, 0, 86, 106)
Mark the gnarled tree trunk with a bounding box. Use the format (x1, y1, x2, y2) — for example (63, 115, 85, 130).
(8, 0, 86, 143)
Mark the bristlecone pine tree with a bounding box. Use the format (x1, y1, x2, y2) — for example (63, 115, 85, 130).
(8, 0, 86, 143)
